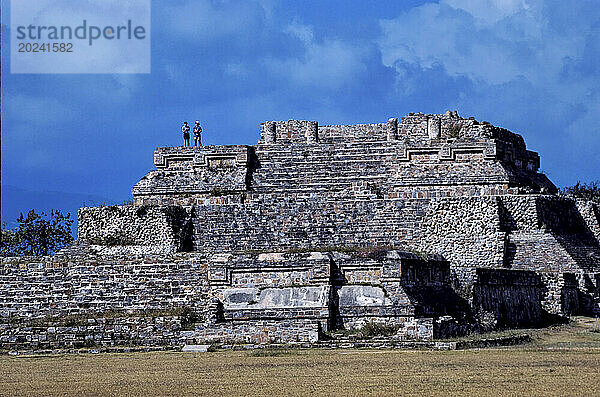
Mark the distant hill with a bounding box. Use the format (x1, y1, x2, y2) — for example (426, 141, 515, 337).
(1, 185, 115, 236)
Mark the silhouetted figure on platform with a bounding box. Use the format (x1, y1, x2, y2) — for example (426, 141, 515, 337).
(182, 121, 190, 147)
(193, 121, 202, 146)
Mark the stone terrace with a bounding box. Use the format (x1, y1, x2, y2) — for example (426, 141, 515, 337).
(3, 112, 599, 351)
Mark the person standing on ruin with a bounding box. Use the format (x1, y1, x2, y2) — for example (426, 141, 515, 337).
(193, 120, 203, 147)
(182, 121, 191, 147)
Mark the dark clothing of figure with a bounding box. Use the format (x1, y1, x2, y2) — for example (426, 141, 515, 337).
(193, 124, 202, 146)
(182, 124, 191, 147)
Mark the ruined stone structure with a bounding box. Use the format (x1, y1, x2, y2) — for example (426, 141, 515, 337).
(2, 111, 599, 351)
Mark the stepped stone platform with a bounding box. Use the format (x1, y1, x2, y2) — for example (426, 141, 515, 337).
(2, 111, 599, 351)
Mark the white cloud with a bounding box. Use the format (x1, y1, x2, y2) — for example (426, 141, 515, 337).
(445, 0, 534, 24)
(161, 3, 373, 93)
(378, 0, 588, 86)
(163, 0, 266, 42)
(266, 24, 369, 91)
(564, 98, 600, 155)
(284, 21, 314, 44)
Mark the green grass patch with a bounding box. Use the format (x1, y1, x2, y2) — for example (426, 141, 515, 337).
(247, 349, 299, 357)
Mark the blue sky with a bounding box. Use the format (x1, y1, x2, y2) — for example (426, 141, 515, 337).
(1, 0, 599, 227)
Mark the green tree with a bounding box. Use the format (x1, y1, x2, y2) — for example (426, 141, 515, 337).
(0, 210, 74, 257)
(563, 181, 600, 203)
(0, 227, 21, 256)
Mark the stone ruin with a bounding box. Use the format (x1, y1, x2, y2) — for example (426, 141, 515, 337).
(1, 111, 599, 351)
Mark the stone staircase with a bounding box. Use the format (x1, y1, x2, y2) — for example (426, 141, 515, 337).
(252, 142, 397, 195)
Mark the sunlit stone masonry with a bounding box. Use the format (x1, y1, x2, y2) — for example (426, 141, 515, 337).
(2, 111, 599, 351)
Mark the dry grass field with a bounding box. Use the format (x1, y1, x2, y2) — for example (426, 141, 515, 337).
(1, 319, 599, 396)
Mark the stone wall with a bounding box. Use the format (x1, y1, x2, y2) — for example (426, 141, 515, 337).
(576, 199, 600, 241)
(79, 196, 509, 267)
(0, 316, 182, 351)
(472, 268, 592, 327)
(317, 123, 387, 143)
(77, 193, 600, 314)
(499, 195, 600, 275)
(0, 251, 212, 320)
(1, 316, 436, 350)
(190, 320, 321, 344)
(133, 145, 251, 202)
(417, 197, 504, 267)
(10, 246, 561, 349)
(498, 195, 597, 236)
(187, 197, 505, 265)
(472, 269, 545, 328)
(0, 249, 460, 349)
(539, 272, 580, 316)
(78, 205, 192, 252)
